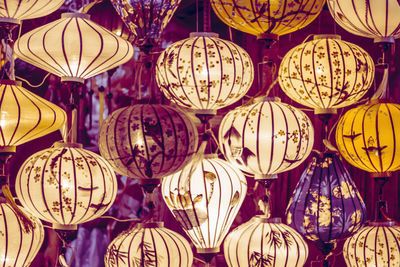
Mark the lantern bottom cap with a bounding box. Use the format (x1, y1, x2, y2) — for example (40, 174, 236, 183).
(194, 109, 217, 115)
(254, 173, 278, 180)
(370, 172, 392, 178)
(61, 76, 85, 84)
(0, 17, 20, 24)
(197, 247, 220, 254)
(0, 146, 16, 153)
(374, 36, 395, 44)
(314, 108, 337, 114)
(52, 223, 77, 231)
(257, 33, 278, 41)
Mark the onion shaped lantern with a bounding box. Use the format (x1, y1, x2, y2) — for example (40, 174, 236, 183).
(224, 216, 308, 267)
(335, 101, 400, 175)
(14, 13, 134, 83)
(15, 141, 118, 230)
(156, 32, 254, 114)
(278, 35, 375, 114)
(161, 155, 247, 254)
(104, 222, 193, 267)
(219, 97, 314, 180)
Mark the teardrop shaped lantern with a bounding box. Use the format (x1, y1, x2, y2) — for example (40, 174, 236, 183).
(224, 216, 308, 267)
(219, 97, 314, 180)
(15, 141, 118, 230)
(14, 13, 134, 83)
(161, 155, 247, 254)
(335, 101, 400, 175)
(278, 35, 375, 114)
(104, 222, 193, 267)
(0, 202, 44, 266)
(156, 32, 254, 114)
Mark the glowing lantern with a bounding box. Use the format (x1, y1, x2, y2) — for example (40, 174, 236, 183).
(104, 222, 193, 267)
(224, 216, 308, 267)
(14, 13, 134, 83)
(335, 101, 400, 175)
(15, 141, 118, 230)
(219, 97, 314, 180)
(156, 32, 254, 114)
(279, 35, 375, 114)
(161, 155, 247, 254)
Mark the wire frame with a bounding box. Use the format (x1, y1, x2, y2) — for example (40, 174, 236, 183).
(0, 203, 44, 266)
(104, 222, 193, 267)
(328, 0, 400, 43)
(278, 35, 375, 114)
(343, 221, 400, 267)
(15, 141, 117, 230)
(336, 101, 400, 174)
(161, 155, 247, 253)
(286, 153, 367, 246)
(0, 80, 66, 151)
(14, 13, 134, 83)
(156, 32, 254, 114)
(219, 97, 314, 180)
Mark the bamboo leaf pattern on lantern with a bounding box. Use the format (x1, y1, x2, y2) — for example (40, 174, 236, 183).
(106, 244, 129, 266)
(134, 241, 161, 267)
(249, 251, 274, 267)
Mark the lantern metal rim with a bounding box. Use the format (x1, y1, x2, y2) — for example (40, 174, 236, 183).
(189, 32, 219, 38)
(52, 141, 83, 149)
(313, 34, 341, 40)
(136, 222, 164, 228)
(368, 221, 395, 227)
(61, 12, 90, 20)
(0, 79, 22, 87)
(253, 96, 281, 104)
(52, 223, 78, 230)
(0, 17, 20, 24)
(196, 247, 220, 254)
(314, 107, 337, 115)
(253, 216, 282, 223)
(61, 76, 85, 84)
(374, 36, 395, 44)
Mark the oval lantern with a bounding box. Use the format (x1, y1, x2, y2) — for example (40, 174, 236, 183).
(156, 32, 254, 114)
(15, 141, 118, 230)
(224, 216, 308, 267)
(335, 101, 400, 175)
(161, 155, 247, 254)
(104, 222, 193, 267)
(0, 202, 44, 266)
(219, 97, 314, 179)
(278, 35, 375, 114)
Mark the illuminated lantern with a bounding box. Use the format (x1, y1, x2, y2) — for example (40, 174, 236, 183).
(104, 222, 193, 267)
(279, 35, 375, 114)
(14, 13, 134, 83)
(219, 97, 314, 179)
(328, 0, 400, 43)
(224, 216, 308, 267)
(335, 101, 400, 175)
(161, 155, 247, 254)
(156, 32, 254, 114)
(15, 141, 118, 230)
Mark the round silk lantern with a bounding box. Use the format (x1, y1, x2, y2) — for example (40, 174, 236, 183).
(15, 141, 118, 230)
(279, 35, 375, 114)
(219, 97, 314, 179)
(224, 216, 308, 267)
(161, 155, 247, 254)
(104, 222, 193, 267)
(156, 32, 254, 114)
(336, 101, 400, 175)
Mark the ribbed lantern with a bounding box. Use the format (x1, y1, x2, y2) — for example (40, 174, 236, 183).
(104, 222, 193, 267)
(328, 0, 400, 43)
(14, 13, 134, 83)
(219, 97, 314, 179)
(224, 216, 308, 267)
(0, 202, 44, 266)
(161, 155, 247, 254)
(156, 32, 254, 114)
(99, 104, 198, 188)
(15, 141, 118, 230)
(343, 221, 400, 267)
(278, 35, 375, 114)
(336, 101, 400, 175)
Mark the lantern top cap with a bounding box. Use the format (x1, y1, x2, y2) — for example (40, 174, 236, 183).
(0, 79, 22, 87)
(254, 216, 282, 223)
(62, 12, 90, 20)
(368, 221, 396, 227)
(253, 96, 281, 103)
(203, 153, 218, 159)
(136, 222, 164, 228)
(313, 34, 341, 40)
(52, 141, 83, 149)
(190, 32, 219, 38)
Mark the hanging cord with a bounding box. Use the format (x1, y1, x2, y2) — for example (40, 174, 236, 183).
(16, 73, 51, 87)
(203, 0, 211, 32)
(196, 0, 199, 32)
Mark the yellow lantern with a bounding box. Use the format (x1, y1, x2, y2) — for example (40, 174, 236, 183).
(336, 101, 400, 175)
(279, 35, 375, 114)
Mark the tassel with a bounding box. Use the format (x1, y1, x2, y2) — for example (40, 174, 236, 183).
(371, 66, 389, 100)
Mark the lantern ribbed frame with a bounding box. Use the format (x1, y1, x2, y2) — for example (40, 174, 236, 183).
(104, 222, 193, 267)
(161, 156, 247, 253)
(15, 142, 118, 229)
(278, 36, 375, 113)
(336, 102, 400, 174)
(219, 97, 314, 178)
(156, 33, 254, 113)
(224, 216, 308, 267)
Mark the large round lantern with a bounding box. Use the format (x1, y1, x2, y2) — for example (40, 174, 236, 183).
(279, 35, 375, 114)
(224, 216, 308, 267)
(104, 222, 193, 267)
(343, 221, 400, 267)
(15, 141, 118, 230)
(219, 97, 314, 179)
(156, 32, 254, 114)
(335, 101, 400, 175)
(161, 155, 247, 254)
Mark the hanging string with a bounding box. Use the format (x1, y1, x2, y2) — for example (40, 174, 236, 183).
(16, 72, 50, 88)
(98, 86, 105, 127)
(196, 0, 199, 32)
(203, 0, 211, 32)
